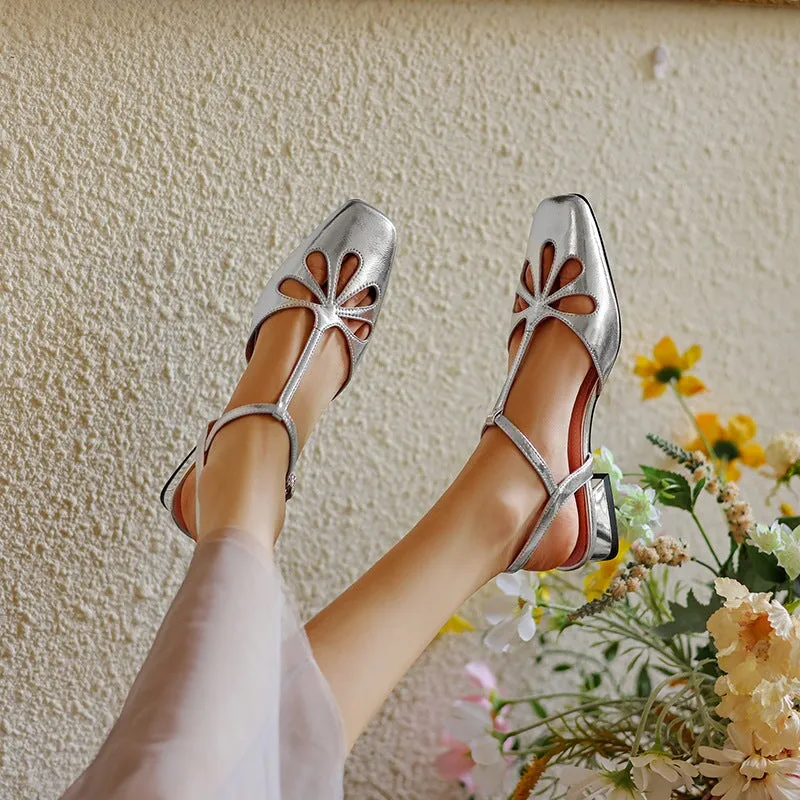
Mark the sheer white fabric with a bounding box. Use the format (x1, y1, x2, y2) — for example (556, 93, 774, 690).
(60, 526, 346, 799)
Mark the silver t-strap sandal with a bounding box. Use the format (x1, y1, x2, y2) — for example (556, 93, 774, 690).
(483, 194, 623, 573)
(160, 199, 397, 539)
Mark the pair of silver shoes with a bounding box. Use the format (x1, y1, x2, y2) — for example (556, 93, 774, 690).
(160, 196, 622, 574)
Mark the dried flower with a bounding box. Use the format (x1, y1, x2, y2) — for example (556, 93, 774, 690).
(631, 541, 659, 567)
(512, 756, 550, 800)
(720, 482, 740, 503)
(583, 542, 632, 602)
(609, 577, 628, 600)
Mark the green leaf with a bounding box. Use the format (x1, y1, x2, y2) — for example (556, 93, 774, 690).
(692, 476, 706, 505)
(603, 641, 620, 661)
(777, 515, 800, 529)
(530, 699, 548, 719)
(653, 589, 723, 638)
(736, 544, 787, 593)
(636, 665, 652, 697)
(640, 466, 694, 511)
(694, 640, 721, 677)
(582, 672, 602, 692)
(553, 663, 572, 672)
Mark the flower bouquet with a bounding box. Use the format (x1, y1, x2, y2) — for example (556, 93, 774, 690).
(438, 338, 800, 800)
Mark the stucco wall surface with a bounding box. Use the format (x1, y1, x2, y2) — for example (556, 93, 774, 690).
(2, 0, 800, 797)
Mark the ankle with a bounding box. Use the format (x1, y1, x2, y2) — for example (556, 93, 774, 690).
(467, 429, 579, 573)
(193, 415, 291, 544)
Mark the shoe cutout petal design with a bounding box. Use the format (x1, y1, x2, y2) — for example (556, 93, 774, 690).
(160, 199, 397, 539)
(484, 195, 622, 573)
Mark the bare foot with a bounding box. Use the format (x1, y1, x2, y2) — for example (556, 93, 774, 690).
(177, 252, 373, 540)
(476, 243, 597, 571)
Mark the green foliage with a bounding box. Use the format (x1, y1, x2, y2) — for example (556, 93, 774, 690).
(640, 466, 695, 511)
(636, 665, 652, 698)
(735, 543, 787, 592)
(778, 515, 800, 529)
(530, 699, 548, 719)
(777, 461, 800, 488)
(653, 589, 723, 639)
(645, 433, 699, 468)
(582, 672, 602, 692)
(603, 641, 620, 661)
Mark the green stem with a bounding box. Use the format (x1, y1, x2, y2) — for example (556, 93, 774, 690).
(691, 556, 720, 576)
(690, 511, 723, 570)
(501, 698, 642, 740)
(670, 383, 725, 482)
(497, 690, 605, 707)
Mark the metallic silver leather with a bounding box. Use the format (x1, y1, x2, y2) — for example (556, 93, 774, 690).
(160, 199, 397, 539)
(484, 195, 622, 573)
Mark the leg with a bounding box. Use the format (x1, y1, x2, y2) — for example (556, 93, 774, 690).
(61, 255, 367, 799)
(306, 247, 594, 748)
(180, 252, 371, 545)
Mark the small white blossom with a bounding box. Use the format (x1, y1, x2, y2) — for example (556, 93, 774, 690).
(765, 431, 800, 478)
(630, 752, 698, 800)
(562, 757, 644, 800)
(776, 536, 800, 581)
(482, 572, 540, 653)
(593, 446, 624, 498)
(747, 521, 800, 580)
(617, 485, 660, 540)
(443, 701, 517, 799)
(748, 521, 790, 555)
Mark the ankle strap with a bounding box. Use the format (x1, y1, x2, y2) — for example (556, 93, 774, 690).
(485, 412, 593, 573)
(194, 403, 299, 535)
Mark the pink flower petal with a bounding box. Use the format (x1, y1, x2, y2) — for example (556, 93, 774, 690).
(435, 747, 474, 781)
(465, 661, 498, 691)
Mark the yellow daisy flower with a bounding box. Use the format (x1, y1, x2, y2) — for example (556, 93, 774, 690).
(687, 413, 766, 482)
(634, 336, 706, 400)
(583, 541, 631, 601)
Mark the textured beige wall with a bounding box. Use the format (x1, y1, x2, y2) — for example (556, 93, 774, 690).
(2, 1, 800, 797)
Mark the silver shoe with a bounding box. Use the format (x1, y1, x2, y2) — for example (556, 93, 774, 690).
(483, 194, 623, 573)
(160, 199, 397, 539)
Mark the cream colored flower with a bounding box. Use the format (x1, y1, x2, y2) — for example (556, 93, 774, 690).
(630, 752, 698, 800)
(706, 579, 797, 693)
(698, 723, 800, 800)
(716, 676, 800, 757)
(765, 432, 800, 479)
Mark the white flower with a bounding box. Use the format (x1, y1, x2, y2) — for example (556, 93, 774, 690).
(749, 521, 791, 555)
(443, 701, 517, 799)
(747, 522, 800, 581)
(765, 432, 800, 478)
(630, 752, 698, 800)
(698, 722, 800, 800)
(471, 755, 519, 799)
(594, 446, 624, 497)
(562, 757, 645, 800)
(483, 572, 540, 653)
(617, 485, 660, 540)
(776, 533, 800, 581)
